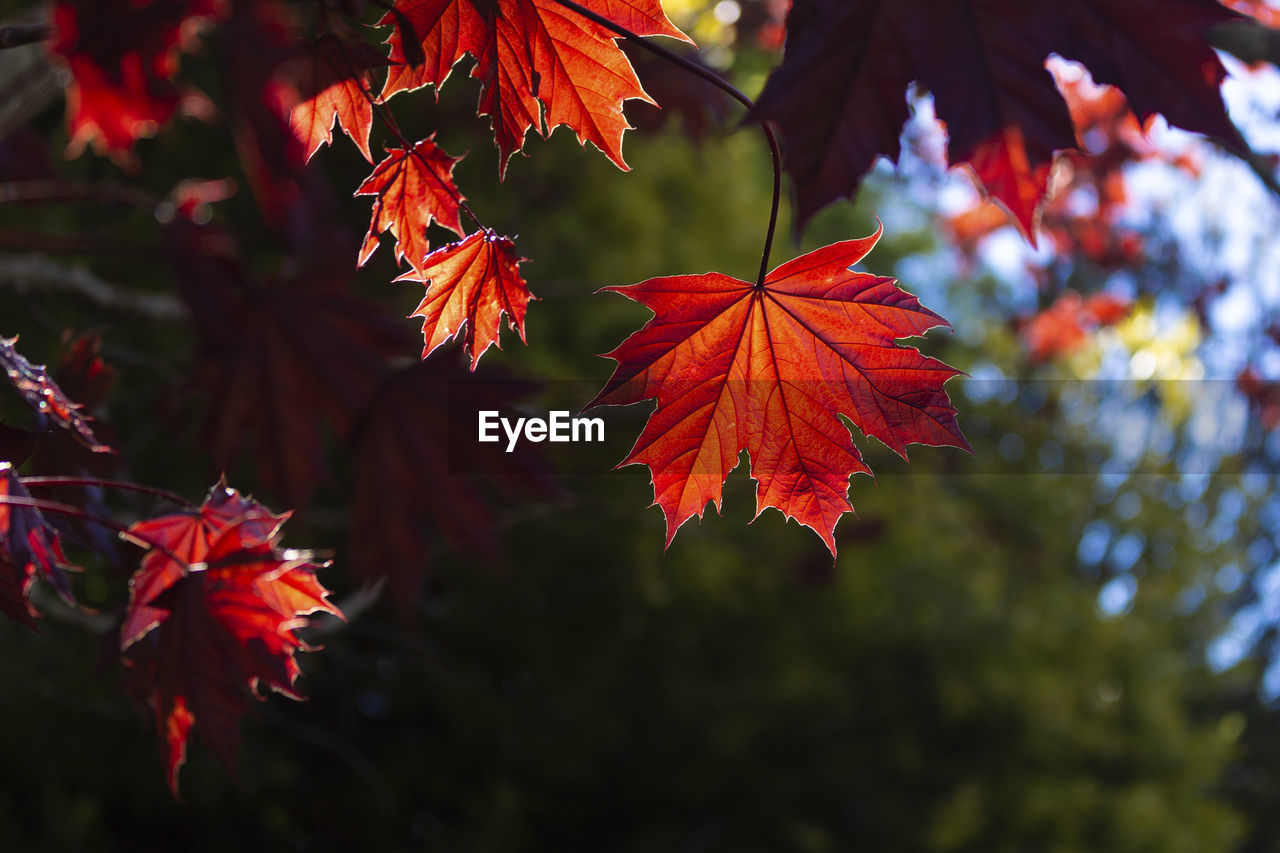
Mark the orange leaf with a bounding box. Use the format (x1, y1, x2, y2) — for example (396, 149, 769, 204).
(395, 229, 533, 368)
(356, 136, 466, 270)
(290, 34, 394, 163)
(378, 0, 691, 175)
(590, 225, 968, 556)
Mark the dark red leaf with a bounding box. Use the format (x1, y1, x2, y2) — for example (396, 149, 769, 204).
(350, 354, 555, 611)
(0, 335, 112, 454)
(170, 223, 409, 506)
(755, 0, 1244, 237)
(219, 0, 308, 223)
(122, 481, 340, 794)
(0, 463, 78, 628)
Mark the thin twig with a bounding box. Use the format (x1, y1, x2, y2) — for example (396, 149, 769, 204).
(0, 180, 160, 210)
(20, 476, 193, 508)
(0, 229, 159, 254)
(0, 254, 187, 320)
(0, 494, 193, 571)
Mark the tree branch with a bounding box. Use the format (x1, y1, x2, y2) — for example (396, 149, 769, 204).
(0, 23, 51, 50)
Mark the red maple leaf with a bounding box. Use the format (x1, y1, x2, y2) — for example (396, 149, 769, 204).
(350, 354, 556, 610)
(121, 481, 286, 649)
(0, 463, 77, 629)
(0, 335, 112, 454)
(377, 0, 691, 175)
(394, 229, 533, 367)
(122, 481, 341, 794)
(755, 0, 1244, 237)
(290, 33, 394, 163)
(169, 221, 409, 506)
(589, 227, 968, 555)
(356, 136, 466, 270)
(49, 0, 219, 159)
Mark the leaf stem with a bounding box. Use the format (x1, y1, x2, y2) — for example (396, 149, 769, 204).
(549, 0, 782, 287)
(0, 494, 192, 571)
(20, 477, 193, 508)
(0, 180, 160, 210)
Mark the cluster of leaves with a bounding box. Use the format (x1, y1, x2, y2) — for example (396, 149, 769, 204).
(0, 0, 1271, 795)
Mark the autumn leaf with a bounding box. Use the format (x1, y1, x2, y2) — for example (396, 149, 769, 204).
(121, 481, 340, 794)
(121, 480, 286, 649)
(394, 228, 533, 367)
(290, 33, 394, 163)
(356, 136, 466, 270)
(377, 0, 691, 175)
(0, 463, 77, 629)
(1020, 290, 1131, 363)
(589, 226, 968, 555)
(0, 335, 112, 454)
(755, 0, 1244, 237)
(169, 221, 409, 506)
(49, 0, 220, 159)
(350, 354, 555, 610)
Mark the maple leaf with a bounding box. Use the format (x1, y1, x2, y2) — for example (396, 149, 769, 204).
(0, 335, 112, 454)
(394, 228, 533, 368)
(49, 0, 219, 159)
(121, 481, 341, 794)
(355, 136, 466, 270)
(121, 481, 286, 649)
(168, 221, 409, 506)
(0, 463, 77, 629)
(755, 0, 1245, 237)
(377, 0, 691, 175)
(290, 33, 394, 163)
(350, 353, 555, 610)
(589, 226, 968, 555)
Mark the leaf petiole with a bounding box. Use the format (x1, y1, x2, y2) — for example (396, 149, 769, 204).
(548, 0, 782, 288)
(20, 476, 193, 508)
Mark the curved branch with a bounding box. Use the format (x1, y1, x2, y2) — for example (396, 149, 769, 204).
(549, 0, 782, 287)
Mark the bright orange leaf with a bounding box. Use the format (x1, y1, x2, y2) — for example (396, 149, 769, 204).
(290, 33, 394, 163)
(395, 229, 533, 368)
(590, 226, 969, 555)
(356, 136, 466, 270)
(378, 0, 691, 175)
